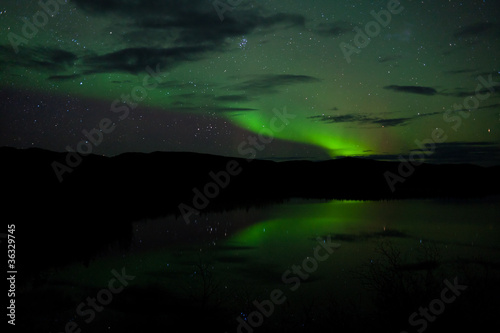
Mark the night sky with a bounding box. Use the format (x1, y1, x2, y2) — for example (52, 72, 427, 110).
(1, 0, 499, 164)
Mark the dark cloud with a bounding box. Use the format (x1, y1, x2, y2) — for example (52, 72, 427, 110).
(121, 30, 178, 48)
(383, 80, 494, 100)
(370, 117, 413, 127)
(308, 114, 366, 123)
(73, 0, 305, 48)
(474, 71, 500, 78)
(3, 1, 307, 76)
(308, 111, 442, 127)
(44, 49, 78, 66)
(232, 74, 321, 95)
(1, 43, 212, 78)
(48, 74, 83, 81)
(377, 54, 402, 63)
(439, 90, 477, 98)
(0, 45, 77, 73)
(71, 0, 205, 16)
(259, 12, 306, 28)
(440, 87, 499, 98)
(82, 46, 212, 74)
(308, 114, 410, 127)
(477, 103, 500, 110)
(314, 21, 353, 37)
(443, 69, 477, 75)
(156, 80, 217, 90)
(134, 11, 305, 46)
(454, 22, 496, 38)
(384, 85, 438, 96)
(450, 103, 500, 112)
(175, 93, 197, 99)
(215, 95, 251, 102)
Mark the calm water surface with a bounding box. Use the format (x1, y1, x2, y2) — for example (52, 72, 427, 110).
(23, 198, 500, 332)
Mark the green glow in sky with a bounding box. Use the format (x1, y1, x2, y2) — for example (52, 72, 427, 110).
(1, 0, 499, 163)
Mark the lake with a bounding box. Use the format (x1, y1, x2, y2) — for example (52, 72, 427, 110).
(19, 198, 500, 332)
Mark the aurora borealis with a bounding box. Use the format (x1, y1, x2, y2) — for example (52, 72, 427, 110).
(1, 0, 499, 164)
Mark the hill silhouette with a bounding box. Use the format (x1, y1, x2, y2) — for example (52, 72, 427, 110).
(3, 146, 500, 222)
